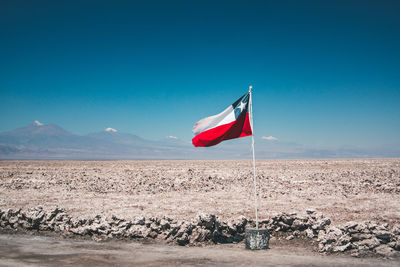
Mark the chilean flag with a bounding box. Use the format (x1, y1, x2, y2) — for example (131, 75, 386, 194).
(192, 91, 253, 147)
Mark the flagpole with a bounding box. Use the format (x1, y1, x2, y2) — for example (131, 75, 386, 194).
(249, 85, 259, 229)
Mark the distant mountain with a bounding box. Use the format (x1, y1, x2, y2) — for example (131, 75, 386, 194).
(0, 121, 398, 159)
(87, 128, 150, 147)
(156, 136, 191, 148)
(0, 121, 78, 149)
(0, 121, 72, 139)
(0, 121, 197, 159)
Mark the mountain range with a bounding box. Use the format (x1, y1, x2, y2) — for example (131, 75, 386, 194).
(0, 121, 398, 160)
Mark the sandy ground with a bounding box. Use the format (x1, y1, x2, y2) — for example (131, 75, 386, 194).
(0, 159, 399, 225)
(1, 233, 398, 267)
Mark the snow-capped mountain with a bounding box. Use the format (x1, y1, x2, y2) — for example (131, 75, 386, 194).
(0, 121, 194, 159)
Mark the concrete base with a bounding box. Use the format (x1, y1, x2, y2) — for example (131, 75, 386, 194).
(245, 228, 270, 250)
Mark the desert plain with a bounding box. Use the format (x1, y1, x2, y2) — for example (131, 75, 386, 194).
(0, 158, 399, 265)
(1, 159, 399, 223)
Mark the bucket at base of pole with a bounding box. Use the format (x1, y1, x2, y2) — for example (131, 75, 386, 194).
(245, 228, 269, 250)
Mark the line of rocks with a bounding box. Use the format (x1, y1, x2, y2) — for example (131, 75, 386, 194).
(0, 207, 399, 258)
(317, 221, 400, 257)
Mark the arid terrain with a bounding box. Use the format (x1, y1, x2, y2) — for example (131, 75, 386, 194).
(0, 159, 399, 224)
(0, 159, 399, 265)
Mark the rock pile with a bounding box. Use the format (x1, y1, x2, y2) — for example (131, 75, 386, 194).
(317, 221, 400, 257)
(0, 207, 399, 258)
(0, 207, 246, 245)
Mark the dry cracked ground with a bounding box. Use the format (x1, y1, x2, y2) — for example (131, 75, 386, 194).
(0, 159, 399, 225)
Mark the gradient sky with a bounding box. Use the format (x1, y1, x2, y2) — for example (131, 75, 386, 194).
(1, 0, 399, 149)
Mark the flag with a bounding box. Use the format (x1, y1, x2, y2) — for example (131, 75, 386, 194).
(192, 91, 253, 147)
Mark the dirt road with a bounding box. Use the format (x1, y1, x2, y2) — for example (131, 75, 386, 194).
(0, 233, 398, 266)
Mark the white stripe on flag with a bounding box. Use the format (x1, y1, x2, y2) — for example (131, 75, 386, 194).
(192, 105, 236, 135)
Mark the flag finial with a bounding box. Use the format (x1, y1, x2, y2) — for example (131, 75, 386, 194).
(249, 85, 253, 91)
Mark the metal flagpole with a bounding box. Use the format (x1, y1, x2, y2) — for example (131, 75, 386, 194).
(249, 85, 259, 229)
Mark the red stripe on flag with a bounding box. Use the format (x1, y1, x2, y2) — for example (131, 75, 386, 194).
(192, 113, 252, 147)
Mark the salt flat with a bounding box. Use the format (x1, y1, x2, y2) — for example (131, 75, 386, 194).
(0, 159, 399, 225)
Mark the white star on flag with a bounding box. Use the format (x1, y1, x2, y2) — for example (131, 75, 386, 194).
(239, 100, 246, 112)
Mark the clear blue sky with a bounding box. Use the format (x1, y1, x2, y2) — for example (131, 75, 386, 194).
(1, 0, 399, 149)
